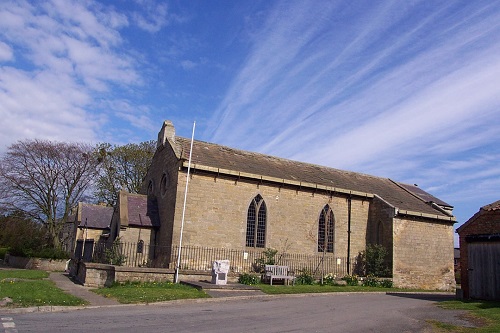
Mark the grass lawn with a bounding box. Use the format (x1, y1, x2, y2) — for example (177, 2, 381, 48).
(0, 269, 49, 280)
(430, 300, 500, 332)
(92, 281, 210, 304)
(256, 283, 435, 294)
(0, 270, 86, 307)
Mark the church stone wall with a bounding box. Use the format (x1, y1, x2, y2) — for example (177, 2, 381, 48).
(141, 142, 181, 267)
(392, 217, 455, 291)
(169, 169, 370, 258)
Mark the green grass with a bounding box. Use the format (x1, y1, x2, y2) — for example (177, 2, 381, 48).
(430, 300, 500, 332)
(93, 281, 210, 304)
(0, 279, 86, 307)
(0, 269, 49, 280)
(256, 283, 438, 294)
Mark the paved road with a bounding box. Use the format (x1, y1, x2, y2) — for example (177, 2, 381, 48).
(1, 293, 475, 333)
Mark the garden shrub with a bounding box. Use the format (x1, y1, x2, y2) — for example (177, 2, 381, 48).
(379, 279, 393, 288)
(342, 274, 359, 286)
(355, 244, 391, 278)
(295, 269, 315, 285)
(103, 241, 127, 266)
(362, 274, 379, 287)
(35, 247, 70, 260)
(322, 273, 338, 286)
(238, 273, 260, 285)
(254, 248, 278, 272)
(0, 248, 9, 260)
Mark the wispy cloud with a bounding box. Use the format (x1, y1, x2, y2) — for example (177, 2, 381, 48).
(205, 0, 500, 222)
(0, 0, 148, 150)
(131, 0, 170, 33)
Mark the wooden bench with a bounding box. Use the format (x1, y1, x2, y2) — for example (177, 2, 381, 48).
(264, 265, 295, 285)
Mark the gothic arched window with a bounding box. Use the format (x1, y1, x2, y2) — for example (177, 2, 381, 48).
(376, 221, 384, 245)
(246, 195, 267, 248)
(318, 205, 335, 253)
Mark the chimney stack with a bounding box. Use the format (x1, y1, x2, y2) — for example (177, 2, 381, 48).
(157, 120, 175, 148)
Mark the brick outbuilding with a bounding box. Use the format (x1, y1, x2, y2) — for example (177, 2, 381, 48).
(457, 200, 500, 300)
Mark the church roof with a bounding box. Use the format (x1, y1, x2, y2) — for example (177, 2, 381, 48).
(126, 194, 160, 228)
(173, 137, 454, 221)
(78, 203, 113, 229)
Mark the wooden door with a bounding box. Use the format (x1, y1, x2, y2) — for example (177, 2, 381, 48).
(468, 241, 500, 300)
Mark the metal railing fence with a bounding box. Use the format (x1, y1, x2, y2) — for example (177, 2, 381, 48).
(88, 242, 357, 277)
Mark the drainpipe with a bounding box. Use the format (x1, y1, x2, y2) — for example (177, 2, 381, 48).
(347, 194, 352, 275)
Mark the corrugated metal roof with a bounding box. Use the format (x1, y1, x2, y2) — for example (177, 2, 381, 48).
(174, 137, 452, 218)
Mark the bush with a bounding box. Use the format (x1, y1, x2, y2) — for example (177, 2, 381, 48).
(238, 273, 260, 285)
(322, 273, 338, 286)
(0, 248, 9, 260)
(362, 274, 379, 287)
(295, 269, 315, 285)
(254, 248, 278, 272)
(0, 212, 71, 259)
(35, 247, 70, 260)
(342, 274, 359, 286)
(103, 242, 127, 266)
(355, 244, 391, 278)
(379, 279, 393, 288)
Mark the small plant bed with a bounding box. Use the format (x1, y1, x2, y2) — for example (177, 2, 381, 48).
(93, 281, 210, 304)
(431, 300, 500, 332)
(0, 279, 86, 307)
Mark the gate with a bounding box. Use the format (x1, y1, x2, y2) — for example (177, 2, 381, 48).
(75, 239, 95, 262)
(468, 241, 500, 300)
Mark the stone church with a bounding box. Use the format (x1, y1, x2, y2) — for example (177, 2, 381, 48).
(140, 120, 456, 290)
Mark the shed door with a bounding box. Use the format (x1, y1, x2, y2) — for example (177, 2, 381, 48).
(468, 242, 500, 300)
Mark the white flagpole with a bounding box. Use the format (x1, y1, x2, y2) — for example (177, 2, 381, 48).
(175, 121, 196, 283)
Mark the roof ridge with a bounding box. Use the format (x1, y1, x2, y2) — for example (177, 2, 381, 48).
(175, 136, 392, 182)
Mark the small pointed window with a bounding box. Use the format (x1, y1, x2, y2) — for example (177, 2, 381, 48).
(246, 195, 267, 248)
(376, 221, 384, 245)
(318, 205, 335, 253)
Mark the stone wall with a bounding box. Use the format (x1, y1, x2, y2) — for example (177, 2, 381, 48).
(5, 255, 68, 271)
(170, 170, 370, 259)
(141, 142, 180, 267)
(392, 217, 455, 290)
(367, 196, 396, 268)
(71, 262, 237, 287)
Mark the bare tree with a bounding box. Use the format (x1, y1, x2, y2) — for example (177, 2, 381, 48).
(94, 140, 156, 206)
(0, 140, 99, 248)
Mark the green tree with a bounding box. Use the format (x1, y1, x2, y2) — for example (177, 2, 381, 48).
(0, 140, 98, 249)
(94, 141, 156, 206)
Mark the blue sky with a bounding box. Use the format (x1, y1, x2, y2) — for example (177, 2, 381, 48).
(1, 0, 499, 244)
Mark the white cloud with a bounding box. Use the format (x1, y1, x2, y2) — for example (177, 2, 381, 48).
(131, 0, 169, 33)
(0, 41, 13, 61)
(204, 0, 500, 224)
(0, 0, 146, 153)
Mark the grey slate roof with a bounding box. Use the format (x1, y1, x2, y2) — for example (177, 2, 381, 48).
(79, 203, 113, 229)
(174, 137, 453, 219)
(397, 182, 452, 208)
(127, 194, 160, 228)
